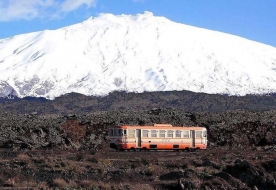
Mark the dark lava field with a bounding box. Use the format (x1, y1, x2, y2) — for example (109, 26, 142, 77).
(0, 90, 276, 189)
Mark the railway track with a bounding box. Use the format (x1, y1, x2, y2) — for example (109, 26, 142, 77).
(0, 148, 275, 162)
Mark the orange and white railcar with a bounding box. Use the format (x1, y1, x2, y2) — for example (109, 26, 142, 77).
(109, 124, 207, 151)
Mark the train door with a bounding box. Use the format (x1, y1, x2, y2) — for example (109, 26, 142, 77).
(136, 129, 141, 148)
(202, 129, 207, 144)
(190, 130, 195, 148)
(123, 129, 127, 144)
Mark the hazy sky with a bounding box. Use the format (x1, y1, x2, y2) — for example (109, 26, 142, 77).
(0, 0, 275, 47)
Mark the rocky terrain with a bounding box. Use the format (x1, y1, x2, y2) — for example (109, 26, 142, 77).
(2, 90, 276, 115)
(0, 108, 276, 189)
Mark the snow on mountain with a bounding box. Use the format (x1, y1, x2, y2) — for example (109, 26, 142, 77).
(0, 11, 276, 99)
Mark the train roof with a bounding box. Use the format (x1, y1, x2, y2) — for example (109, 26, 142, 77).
(109, 124, 206, 130)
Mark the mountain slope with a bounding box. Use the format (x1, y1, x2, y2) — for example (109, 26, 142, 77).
(0, 11, 276, 99)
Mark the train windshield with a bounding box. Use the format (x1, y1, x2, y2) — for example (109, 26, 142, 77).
(118, 129, 123, 136)
(203, 129, 207, 137)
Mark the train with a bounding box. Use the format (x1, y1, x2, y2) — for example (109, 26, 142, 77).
(109, 124, 207, 151)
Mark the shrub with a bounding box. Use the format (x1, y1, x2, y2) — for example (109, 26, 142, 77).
(17, 153, 30, 160)
(61, 119, 86, 143)
(52, 178, 68, 188)
(87, 156, 98, 163)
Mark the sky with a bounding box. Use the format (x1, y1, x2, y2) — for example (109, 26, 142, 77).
(0, 0, 275, 47)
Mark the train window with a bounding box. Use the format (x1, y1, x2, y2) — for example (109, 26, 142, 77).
(167, 130, 173, 138)
(196, 131, 202, 138)
(159, 130, 165, 138)
(109, 129, 114, 136)
(118, 129, 123, 136)
(151, 130, 157, 137)
(142, 130, 149, 137)
(176, 130, 181, 138)
(128, 129, 135, 137)
(183, 131, 189, 138)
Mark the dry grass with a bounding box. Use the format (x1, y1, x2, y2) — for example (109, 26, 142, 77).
(17, 153, 30, 160)
(4, 178, 15, 187)
(77, 180, 113, 189)
(0, 149, 274, 189)
(78, 180, 95, 188)
(36, 181, 49, 189)
(98, 158, 112, 167)
(52, 178, 68, 188)
(86, 156, 99, 163)
(66, 160, 87, 173)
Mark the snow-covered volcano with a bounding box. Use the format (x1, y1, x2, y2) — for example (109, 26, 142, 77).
(0, 11, 276, 99)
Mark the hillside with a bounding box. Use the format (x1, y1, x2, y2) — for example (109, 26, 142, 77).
(1, 90, 276, 115)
